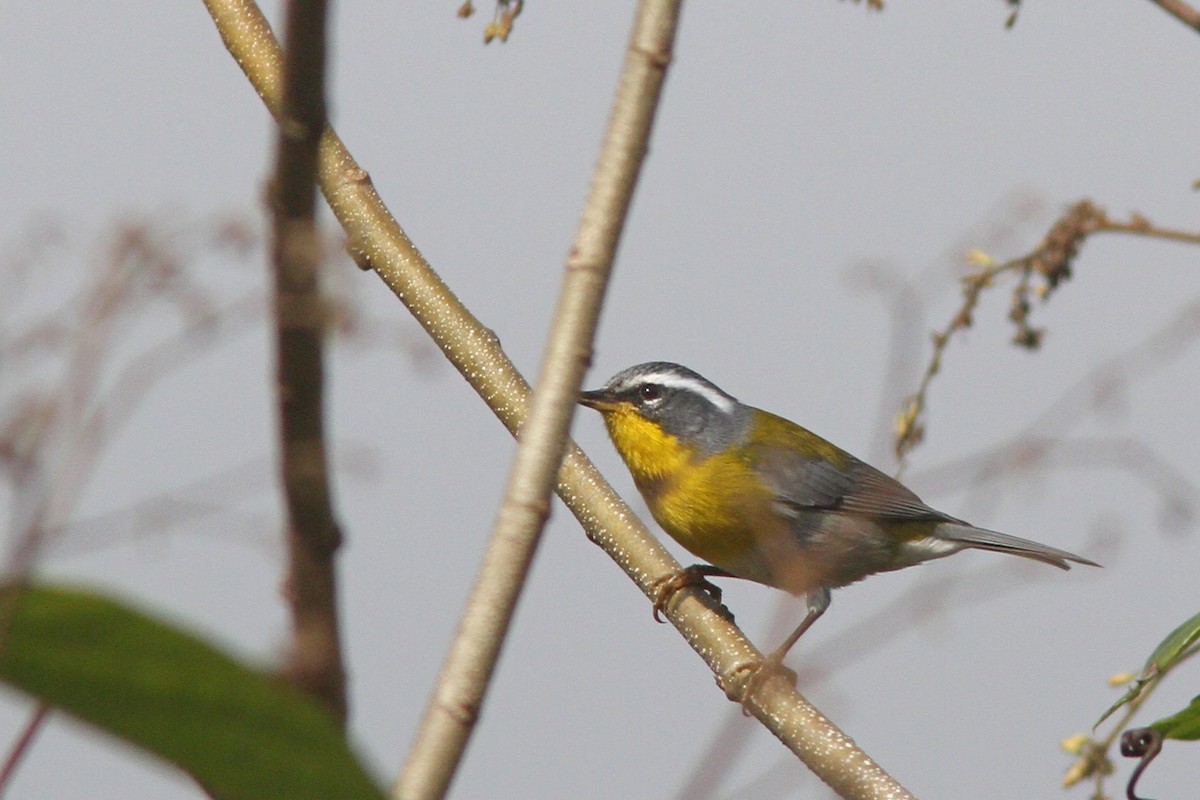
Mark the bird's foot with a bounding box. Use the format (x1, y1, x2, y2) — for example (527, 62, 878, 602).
(650, 565, 733, 623)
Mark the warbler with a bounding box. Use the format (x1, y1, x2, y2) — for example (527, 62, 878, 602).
(579, 362, 1097, 671)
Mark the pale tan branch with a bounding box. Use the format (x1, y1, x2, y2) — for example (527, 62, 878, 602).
(396, 1, 681, 797)
(202, 2, 913, 796)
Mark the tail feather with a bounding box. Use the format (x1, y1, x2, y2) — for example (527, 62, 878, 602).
(936, 523, 1100, 570)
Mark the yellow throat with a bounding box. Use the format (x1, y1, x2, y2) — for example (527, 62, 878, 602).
(599, 404, 769, 574)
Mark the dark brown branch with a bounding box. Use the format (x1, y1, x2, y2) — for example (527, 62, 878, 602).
(269, 0, 346, 723)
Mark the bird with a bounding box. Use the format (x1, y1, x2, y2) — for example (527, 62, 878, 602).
(579, 361, 1098, 681)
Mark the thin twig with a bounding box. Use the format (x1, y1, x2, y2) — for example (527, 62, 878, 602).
(395, 2, 680, 798)
(912, 296, 1200, 521)
(49, 457, 276, 556)
(894, 201, 1200, 468)
(855, 193, 1047, 469)
(0, 704, 48, 794)
(1146, 0, 1200, 32)
(269, 0, 347, 722)
(25, 295, 262, 557)
(1064, 636, 1200, 795)
(5, 221, 233, 576)
(915, 436, 1199, 533)
(203, 3, 914, 796)
(1, 221, 264, 792)
(483, 0, 523, 43)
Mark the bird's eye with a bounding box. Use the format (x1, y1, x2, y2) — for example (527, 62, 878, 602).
(638, 384, 663, 403)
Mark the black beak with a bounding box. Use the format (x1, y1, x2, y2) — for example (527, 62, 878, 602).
(578, 388, 616, 411)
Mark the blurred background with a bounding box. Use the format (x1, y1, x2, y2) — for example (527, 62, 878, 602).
(3, 1, 1198, 797)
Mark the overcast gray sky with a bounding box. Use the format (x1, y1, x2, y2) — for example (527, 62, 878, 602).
(3, 2, 1199, 798)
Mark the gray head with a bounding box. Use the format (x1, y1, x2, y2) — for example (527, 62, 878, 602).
(579, 362, 752, 455)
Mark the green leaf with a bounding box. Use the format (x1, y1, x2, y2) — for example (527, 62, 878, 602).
(1143, 610, 1200, 674)
(1151, 695, 1200, 741)
(1096, 610, 1200, 729)
(0, 584, 383, 800)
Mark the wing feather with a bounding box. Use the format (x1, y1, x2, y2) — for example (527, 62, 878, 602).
(750, 443, 956, 523)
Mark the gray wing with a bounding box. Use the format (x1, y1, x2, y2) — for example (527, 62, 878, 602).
(747, 439, 1099, 571)
(750, 445, 959, 524)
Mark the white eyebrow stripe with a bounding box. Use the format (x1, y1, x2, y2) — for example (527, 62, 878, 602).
(627, 370, 737, 414)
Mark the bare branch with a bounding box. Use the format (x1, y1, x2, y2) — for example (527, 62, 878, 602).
(1146, 0, 1200, 33)
(4, 221, 259, 576)
(0, 704, 48, 794)
(49, 457, 276, 557)
(894, 201, 1200, 465)
(397, 1, 681, 796)
(204, 2, 915, 796)
(269, 0, 347, 722)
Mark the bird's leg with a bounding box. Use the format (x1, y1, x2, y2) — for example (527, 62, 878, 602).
(766, 587, 830, 665)
(732, 588, 831, 711)
(650, 564, 736, 622)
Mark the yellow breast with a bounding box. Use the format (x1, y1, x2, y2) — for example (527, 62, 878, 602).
(602, 407, 778, 581)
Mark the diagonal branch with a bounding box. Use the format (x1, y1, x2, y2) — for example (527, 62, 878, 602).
(395, 2, 681, 798)
(269, 0, 347, 722)
(202, 3, 914, 796)
(1146, 0, 1200, 32)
